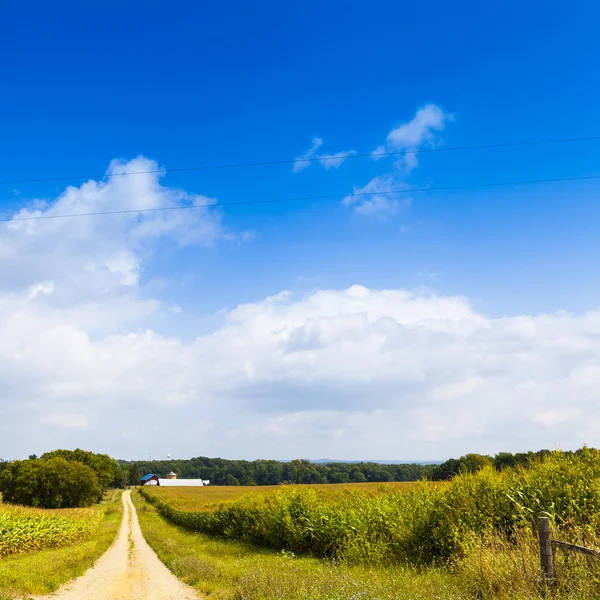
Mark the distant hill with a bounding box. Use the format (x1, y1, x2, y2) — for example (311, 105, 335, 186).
(308, 458, 443, 465)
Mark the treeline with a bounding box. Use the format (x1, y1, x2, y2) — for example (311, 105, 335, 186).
(2, 448, 595, 497)
(121, 457, 436, 486)
(124, 448, 599, 486)
(428, 448, 598, 480)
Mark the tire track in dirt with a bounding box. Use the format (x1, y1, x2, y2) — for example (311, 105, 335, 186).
(36, 490, 199, 600)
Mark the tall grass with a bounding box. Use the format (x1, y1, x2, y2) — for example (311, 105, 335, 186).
(140, 448, 600, 566)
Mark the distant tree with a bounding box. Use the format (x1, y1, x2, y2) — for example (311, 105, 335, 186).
(28, 454, 38, 460)
(458, 453, 493, 474)
(494, 452, 517, 470)
(128, 464, 141, 486)
(0, 457, 102, 508)
(112, 464, 129, 488)
(328, 468, 351, 484)
(226, 473, 240, 486)
(431, 458, 462, 481)
(122, 456, 435, 486)
(361, 463, 393, 482)
(349, 468, 367, 483)
(41, 449, 119, 490)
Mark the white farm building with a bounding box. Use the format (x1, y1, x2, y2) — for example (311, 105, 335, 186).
(140, 473, 210, 486)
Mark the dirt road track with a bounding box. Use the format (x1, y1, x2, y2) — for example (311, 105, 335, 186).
(36, 490, 200, 600)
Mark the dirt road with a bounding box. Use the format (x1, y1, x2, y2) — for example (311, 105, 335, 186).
(37, 490, 199, 600)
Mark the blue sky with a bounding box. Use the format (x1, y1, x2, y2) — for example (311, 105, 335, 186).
(1, 1, 600, 461)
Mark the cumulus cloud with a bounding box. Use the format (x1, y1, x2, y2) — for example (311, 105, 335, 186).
(1, 225, 600, 462)
(0, 159, 594, 461)
(342, 176, 412, 219)
(0, 156, 226, 307)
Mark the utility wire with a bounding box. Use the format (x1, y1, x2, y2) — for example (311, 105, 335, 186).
(1, 135, 599, 187)
(2, 173, 599, 223)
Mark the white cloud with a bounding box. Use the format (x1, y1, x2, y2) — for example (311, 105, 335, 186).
(318, 150, 357, 170)
(370, 145, 387, 161)
(292, 137, 323, 172)
(1, 160, 598, 461)
(342, 176, 412, 218)
(386, 104, 449, 148)
(293, 138, 356, 172)
(346, 104, 450, 219)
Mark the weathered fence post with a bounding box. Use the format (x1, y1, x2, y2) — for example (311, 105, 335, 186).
(538, 516, 555, 584)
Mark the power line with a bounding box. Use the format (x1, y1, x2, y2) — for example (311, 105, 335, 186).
(1, 135, 599, 187)
(2, 173, 599, 224)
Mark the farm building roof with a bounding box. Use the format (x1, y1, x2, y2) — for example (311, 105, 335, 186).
(140, 474, 158, 481)
(157, 478, 209, 487)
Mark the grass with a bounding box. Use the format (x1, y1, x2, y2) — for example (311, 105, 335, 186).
(0, 490, 123, 599)
(132, 489, 464, 599)
(134, 489, 600, 599)
(145, 481, 421, 511)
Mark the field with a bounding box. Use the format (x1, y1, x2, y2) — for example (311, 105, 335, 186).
(0, 503, 103, 558)
(134, 476, 600, 599)
(137, 450, 600, 598)
(0, 491, 118, 559)
(144, 481, 420, 511)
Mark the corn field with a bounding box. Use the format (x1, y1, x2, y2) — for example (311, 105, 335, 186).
(0, 503, 104, 558)
(140, 447, 600, 566)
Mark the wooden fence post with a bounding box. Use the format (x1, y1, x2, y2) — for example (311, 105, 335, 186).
(538, 516, 555, 584)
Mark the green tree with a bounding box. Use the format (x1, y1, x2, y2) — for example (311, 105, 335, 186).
(0, 457, 102, 508)
(431, 458, 462, 481)
(226, 473, 240, 486)
(41, 449, 119, 490)
(128, 463, 141, 486)
(350, 468, 367, 483)
(458, 453, 493, 474)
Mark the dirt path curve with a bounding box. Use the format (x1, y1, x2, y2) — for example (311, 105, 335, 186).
(36, 490, 200, 600)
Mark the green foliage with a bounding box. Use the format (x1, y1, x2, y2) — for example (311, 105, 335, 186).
(127, 463, 141, 486)
(127, 456, 436, 486)
(0, 457, 103, 508)
(40, 448, 120, 490)
(140, 449, 600, 567)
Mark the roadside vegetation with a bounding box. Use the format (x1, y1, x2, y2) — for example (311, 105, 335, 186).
(141, 449, 600, 565)
(0, 490, 122, 598)
(133, 490, 463, 600)
(134, 487, 600, 599)
(137, 448, 600, 598)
